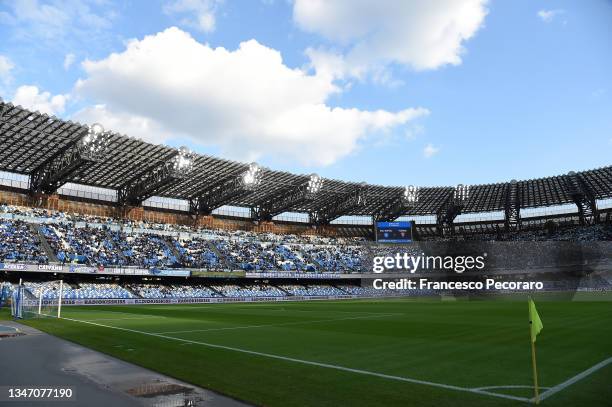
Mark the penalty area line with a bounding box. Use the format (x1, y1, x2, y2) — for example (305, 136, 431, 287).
(58, 315, 530, 403)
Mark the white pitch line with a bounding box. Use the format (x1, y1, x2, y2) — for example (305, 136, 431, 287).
(67, 309, 168, 319)
(58, 316, 531, 403)
(538, 356, 612, 402)
(473, 385, 551, 391)
(84, 316, 167, 322)
(153, 313, 398, 335)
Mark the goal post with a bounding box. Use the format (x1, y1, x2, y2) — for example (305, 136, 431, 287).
(10, 281, 23, 319)
(57, 280, 63, 318)
(13, 280, 64, 319)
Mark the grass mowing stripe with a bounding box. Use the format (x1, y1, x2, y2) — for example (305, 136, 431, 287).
(231, 306, 405, 315)
(58, 315, 531, 403)
(153, 313, 399, 334)
(538, 356, 612, 402)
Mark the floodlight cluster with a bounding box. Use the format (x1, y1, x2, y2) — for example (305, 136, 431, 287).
(81, 123, 110, 157)
(454, 184, 470, 201)
(242, 163, 263, 189)
(403, 185, 419, 203)
(307, 173, 324, 195)
(171, 146, 194, 175)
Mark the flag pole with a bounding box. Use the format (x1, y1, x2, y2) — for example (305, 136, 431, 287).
(531, 335, 539, 404)
(528, 296, 540, 404)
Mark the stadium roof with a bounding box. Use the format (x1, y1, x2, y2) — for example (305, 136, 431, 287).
(1, 101, 611, 220)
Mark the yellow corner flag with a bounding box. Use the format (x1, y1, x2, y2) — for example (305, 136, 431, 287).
(528, 297, 543, 404)
(529, 298, 543, 343)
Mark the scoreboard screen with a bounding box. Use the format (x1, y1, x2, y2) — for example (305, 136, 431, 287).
(375, 221, 413, 243)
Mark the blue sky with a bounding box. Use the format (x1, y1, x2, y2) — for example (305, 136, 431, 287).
(0, 0, 610, 188)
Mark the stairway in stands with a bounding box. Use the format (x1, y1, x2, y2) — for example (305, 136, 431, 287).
(332, 284, 351, 295)
(163, 237, 183, 264)
(206, 240, 235, 270)
(104, 229, 130, 264)
(32, 224, 59, 263)
(123, 284, 143, 298)
(274, 285, 293, 296)
(207, 285, 226, 297)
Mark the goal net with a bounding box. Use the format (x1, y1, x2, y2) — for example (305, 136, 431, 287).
(12, 280, 64, 319)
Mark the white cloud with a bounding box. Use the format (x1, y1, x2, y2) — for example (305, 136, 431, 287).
(12, 85, 68, 115)
(164, 0, 222, 33)
(423, 143, 439, 158)
(75, 104, 168, 140)
(73, 27, 428, 166)
(63, 53, 76, 70)
(294, 0, 488, 79)
(0, 0, 114, 47)
(537, 9, 565, 23)
(0, 55, 14, 85)
(405, 124, 424, 141)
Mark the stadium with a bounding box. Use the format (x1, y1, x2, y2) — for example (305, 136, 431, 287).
(1, 2, 611, 407)
(1, 99, 611, 406)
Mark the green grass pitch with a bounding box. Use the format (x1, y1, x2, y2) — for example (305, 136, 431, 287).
(13, 295, 612, 406)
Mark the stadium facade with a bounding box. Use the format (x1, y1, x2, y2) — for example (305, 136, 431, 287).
(1, 100, 611, 240)
(1, 101, 611, 309)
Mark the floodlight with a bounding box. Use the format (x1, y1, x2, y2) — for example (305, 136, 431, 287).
(170, 146, 194, 175)
(454, 184, 470, 201)
(81, 123, 110, 157)
(90, 123, 104, 135)
(403, 185, 419, 203)
(307, 173, 323, 195)
(242, 162, 262, 189)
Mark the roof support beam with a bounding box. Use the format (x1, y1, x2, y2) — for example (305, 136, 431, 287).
(190, 163, 263, 215)
(504, 180, 521, 232)
(374, 198, 407, 222)
(29, 125, 104, 195)
(190, 176, 248, 215)
(564, 171, 598, 225)
(117, 147, 193, 206)
(373, 186, 419, 222)
(310, 183, 367, 225)
(436, 185, 469, 237)
(253, 174, 323, 221)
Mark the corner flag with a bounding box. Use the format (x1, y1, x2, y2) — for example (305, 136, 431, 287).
(529, 298, 543, 343)
(528, 297, 543, 404)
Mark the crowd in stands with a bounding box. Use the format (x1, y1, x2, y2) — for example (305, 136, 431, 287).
(40, 224, 128, 266)
(0, 219, 48, 263)
(177, 237, 220, 269)
(8, 276, 606, 302)
(1, 203, 366, 272)
(502, 224, 612, 242)
(12, 281, 415, 300)
(1, 281, 14, 301)
(211, 284, 286, 297)
(1, 203, 611, 276)
(125, 283, 223, 299)
(124, 234, 180, 268)
(127, 283, 173, 299)
(422, 224, 612, 242)
(279, 284, 346, 296)
(23, 281, 136, 300)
